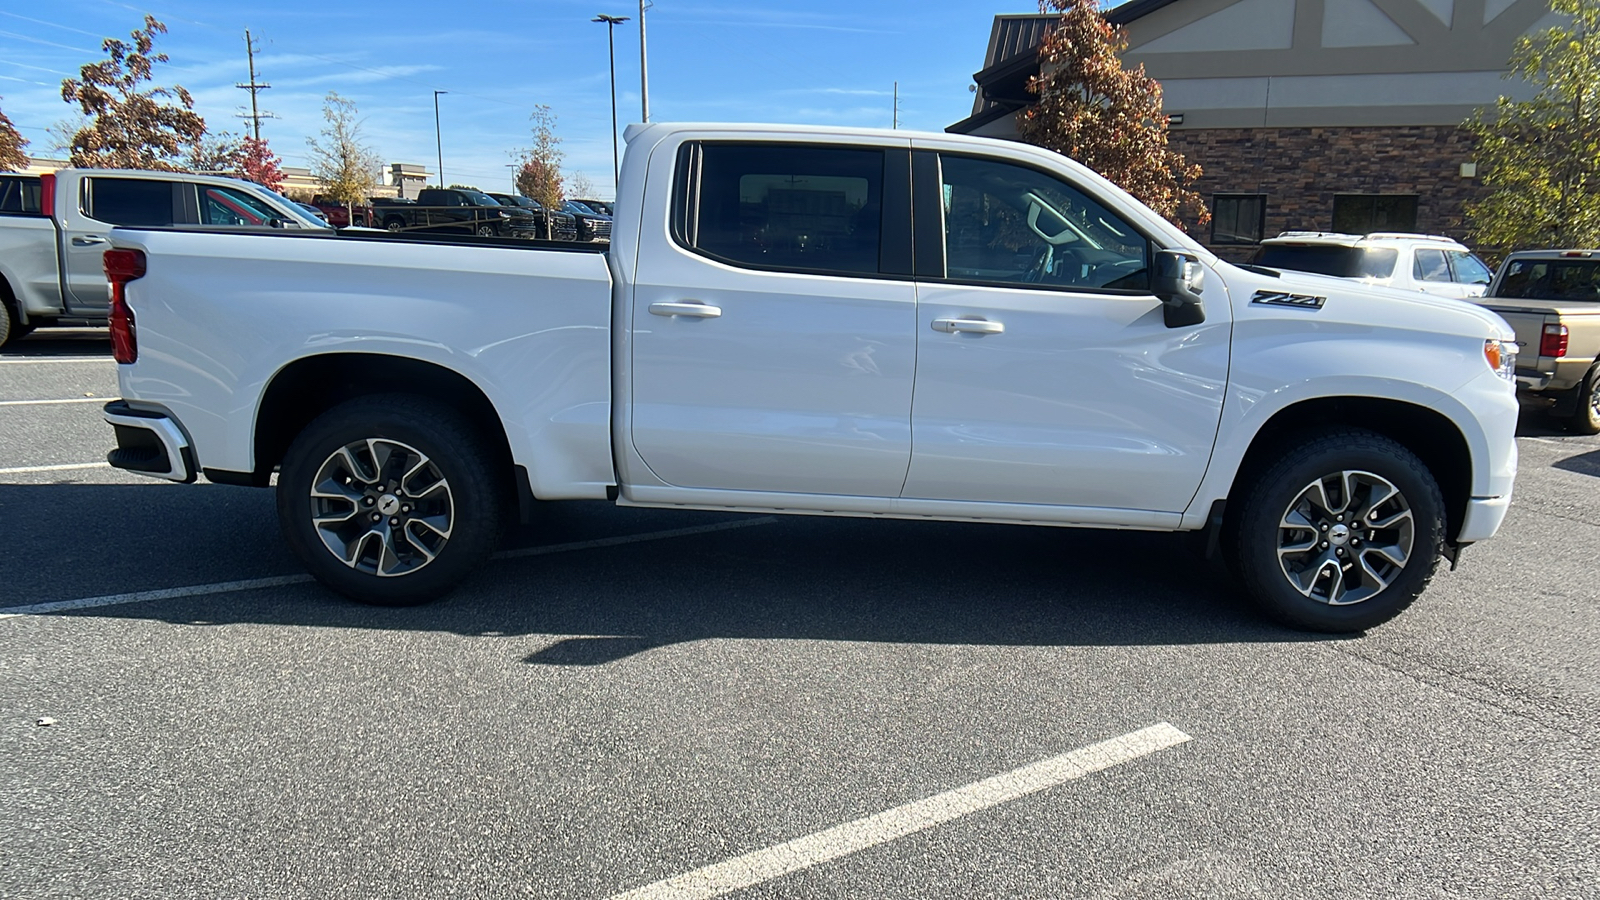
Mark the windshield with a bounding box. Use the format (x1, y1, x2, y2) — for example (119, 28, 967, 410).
(1495, 259, 1600, 301)
(460, 189, 501, 207)
(1251, 245, 1398, 279)
(565, 201, 597, 215)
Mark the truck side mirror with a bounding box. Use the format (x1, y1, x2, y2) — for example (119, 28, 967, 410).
(1154, 250, 1206, 328)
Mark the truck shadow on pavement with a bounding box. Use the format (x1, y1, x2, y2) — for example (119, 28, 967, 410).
(0, 484, 1337, 659)
(1553, 448, 1600, 478)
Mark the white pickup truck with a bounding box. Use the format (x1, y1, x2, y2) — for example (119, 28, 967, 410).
(97, 123, 1520, 632)
(0, 168, 323, 346)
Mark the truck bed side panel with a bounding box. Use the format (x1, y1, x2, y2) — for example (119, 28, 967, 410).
(111, 229, 615, 498)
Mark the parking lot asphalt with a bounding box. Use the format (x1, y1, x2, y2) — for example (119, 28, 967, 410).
(2, 331, 1596, 899)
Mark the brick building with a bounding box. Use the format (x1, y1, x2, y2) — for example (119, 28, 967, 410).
(949, 0, 1563, 259)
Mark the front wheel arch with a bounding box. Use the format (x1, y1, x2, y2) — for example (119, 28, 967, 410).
(1223, 396, 1473, 546)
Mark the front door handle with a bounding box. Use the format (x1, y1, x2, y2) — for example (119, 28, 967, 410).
(72, 235, 107, 247)
(649, 301, 722, 318)
(932, 316, 1004, 335)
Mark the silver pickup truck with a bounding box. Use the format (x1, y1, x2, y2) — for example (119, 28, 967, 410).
(1477, 249, 1600, 434)
(0, 168, 323, 347)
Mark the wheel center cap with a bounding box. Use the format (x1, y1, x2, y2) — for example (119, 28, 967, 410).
(1329, 523, 1351, 546)
(377, 494, 401, 516)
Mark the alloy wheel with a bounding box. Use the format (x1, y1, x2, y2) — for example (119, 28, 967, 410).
(308, 438, 453, 577)
(1276, 469, 1414, 606)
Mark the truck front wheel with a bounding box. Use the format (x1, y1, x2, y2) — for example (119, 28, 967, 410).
(276, 395, 505, 606)
(1565, 365, 1600, 435)
(1229, 430, 1445, 633)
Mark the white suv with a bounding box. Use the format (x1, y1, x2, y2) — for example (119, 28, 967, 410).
(1251, 232, 1494, 299)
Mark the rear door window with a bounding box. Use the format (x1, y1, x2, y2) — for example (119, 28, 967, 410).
(84, 178, 177, 226)
(1413, 248, 1452, 282)
(679, 142, 887, 277)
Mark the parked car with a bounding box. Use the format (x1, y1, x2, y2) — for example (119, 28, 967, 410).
(1476, 249, 1600, 433)
(295, 202, 332, 225)
(570, 198, 613, 217)
(309, 195, 375, 228)
(377, 187, 538, 237)
(561, 199, 612, 241)
(1251, 232, 1494, 299)
(486, 193, 578, 242)
(0, 168, 324, 347)
(94, 123, 1519, 633)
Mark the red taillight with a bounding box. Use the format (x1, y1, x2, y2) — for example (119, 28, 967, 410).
(39, 172, 55, 219)
(1540, 323, 1569, 359)
(103, 248, 146, 364)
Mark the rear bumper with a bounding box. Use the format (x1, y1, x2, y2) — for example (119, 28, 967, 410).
(103, 400, 196, 483)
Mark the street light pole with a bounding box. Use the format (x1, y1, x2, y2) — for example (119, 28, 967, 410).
(593, 14, 629, 187)
(433, 90, 448, 187)
(639, 0, 650, 123)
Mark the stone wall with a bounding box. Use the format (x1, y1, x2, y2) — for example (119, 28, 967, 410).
(1169, 125, 1487, 260)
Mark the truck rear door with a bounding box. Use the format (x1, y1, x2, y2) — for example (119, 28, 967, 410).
(628, 139, 918, 497)
(60, 175, 181, 314)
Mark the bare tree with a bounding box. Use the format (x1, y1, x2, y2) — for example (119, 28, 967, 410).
(513, 105, 564, 236)
(0, 101, 27, 172)
(59, 15, 207, 170)
(306, 92, 381, 217)
(567, 171, 597, 200)
(187, 131, 244, 174)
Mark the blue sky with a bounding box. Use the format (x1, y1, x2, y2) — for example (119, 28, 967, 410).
(0, 1, 1127, 197)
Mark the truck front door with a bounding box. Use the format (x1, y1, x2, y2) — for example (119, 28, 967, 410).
(900, 148, 1230, 513)
(629, 140, 918, 497)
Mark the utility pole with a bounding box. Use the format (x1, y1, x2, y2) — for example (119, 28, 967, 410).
(639, 0, 651, 123)
(235, 29, 276, 141)
(893, 81, 899, 129)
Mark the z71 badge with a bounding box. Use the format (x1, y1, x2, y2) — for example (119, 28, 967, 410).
(1251, 290, 1327, 310)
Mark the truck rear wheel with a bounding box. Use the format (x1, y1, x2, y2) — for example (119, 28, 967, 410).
(1565, 365, 1600, 435)
(1228, 430, 1445, 633)
(384, 217, 405, 232)
(276, 395, 505, 606)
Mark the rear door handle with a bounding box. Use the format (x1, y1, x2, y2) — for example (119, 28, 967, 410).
(649, 301, 722, 318)
(72, 235, 107, 247)
(931, 316, 1004, 335)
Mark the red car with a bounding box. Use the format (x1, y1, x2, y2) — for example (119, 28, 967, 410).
(309, 195, 376, 228)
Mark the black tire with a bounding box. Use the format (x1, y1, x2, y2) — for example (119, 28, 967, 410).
(352, 216, 367, 227)
(276, 395, 505, 606)
(384, 216, 405, 232)
(1564, 365, 1600, 435)
(475, 223, 497, 237)
(1228, 429, 1445, 633)
(0, 293, 32, 348)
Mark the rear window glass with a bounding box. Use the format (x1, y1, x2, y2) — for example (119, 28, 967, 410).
(1496, 259, 1600, 302)
(0, 176, 42, 216)
(684, 142, 885, 277)
(85, 178, 175, 226)
(1251, 245, 1398, 279)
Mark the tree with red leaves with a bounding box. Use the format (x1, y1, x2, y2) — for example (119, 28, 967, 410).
(238, 137, 285, 192)
(0, 100, 28, 172)
(60, 15, 206, 170)
(1019, 0, 1207, 228)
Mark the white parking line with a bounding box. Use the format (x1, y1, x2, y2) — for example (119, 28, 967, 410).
(0, 516, 777, 617)
(0, 461, 111, 475)
(605, 723, 1193, 900)
(0, 397, 107, 407)
(0, 357, 113, 365)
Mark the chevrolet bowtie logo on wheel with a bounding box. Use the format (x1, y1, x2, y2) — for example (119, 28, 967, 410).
(1251, 290, 1328, 310)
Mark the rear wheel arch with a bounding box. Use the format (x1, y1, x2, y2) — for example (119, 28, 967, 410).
(254, 354, 522, 504)
(1224, 397, 1474, 544)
